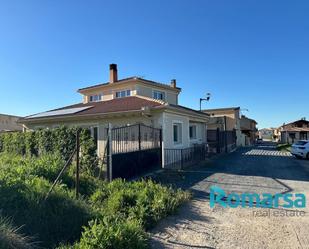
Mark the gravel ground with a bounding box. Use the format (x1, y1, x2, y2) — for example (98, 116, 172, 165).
(150, 143, 309, 249)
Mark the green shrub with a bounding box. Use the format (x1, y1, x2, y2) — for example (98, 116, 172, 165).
(0, 152, 190, 249)
(60, 217, 148, 249)
(0, 126, 98, 174)
(90, 179, 191, 230)
(0, 216, 38, 249)
(0, 168, 93, 248)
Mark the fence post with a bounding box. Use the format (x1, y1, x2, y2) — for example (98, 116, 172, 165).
(107, 123, 113, 182)
(180, 149, 183, 170)
(216, 128, 220, 153)
(75, 129, 80, 199)
(159, 129, 163, 168)
(138, 123, 141, 151)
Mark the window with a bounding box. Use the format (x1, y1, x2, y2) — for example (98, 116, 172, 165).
(189, 125, 197, 139)
(89, 94, 103, 102)
(116, 90, 131, 98)
(173, 123, 182, 144)
(153, 90, 165, 100)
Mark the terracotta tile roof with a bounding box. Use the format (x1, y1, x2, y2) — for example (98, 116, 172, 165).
(23, 96, 164, 120)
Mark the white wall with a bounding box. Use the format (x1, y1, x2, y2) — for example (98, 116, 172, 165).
(162, 113, 190, 149)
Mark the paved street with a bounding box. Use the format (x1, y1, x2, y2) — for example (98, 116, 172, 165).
(151, 142, 309, 249)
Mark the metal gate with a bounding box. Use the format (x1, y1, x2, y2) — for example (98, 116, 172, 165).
(107, 124, 162, 180)
(207, 128, 236, 153)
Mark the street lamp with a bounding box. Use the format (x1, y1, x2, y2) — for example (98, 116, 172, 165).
(200, 93, 211, 111)
(240, 108, 249, 115)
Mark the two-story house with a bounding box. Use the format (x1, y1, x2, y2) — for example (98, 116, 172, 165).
(21, 64, 209, 159)
(240, 115, 258, 145)
(202, 107, 242, 147)
(279, 118, 309, 144)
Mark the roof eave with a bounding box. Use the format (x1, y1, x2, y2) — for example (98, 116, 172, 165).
(20, 109, 149, 124)
(77, 77, 181, 93)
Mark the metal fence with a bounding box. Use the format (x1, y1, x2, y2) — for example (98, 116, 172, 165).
(164, 143, 208, 170)
(111, 124, 161, 154)
(207, 129, 236, 153)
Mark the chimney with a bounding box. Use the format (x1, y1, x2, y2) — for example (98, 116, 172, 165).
(170, 79, 176, 88)
(109, 64, 118, 83)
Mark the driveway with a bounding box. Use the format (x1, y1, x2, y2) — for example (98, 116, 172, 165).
(151, 142, 309, 249)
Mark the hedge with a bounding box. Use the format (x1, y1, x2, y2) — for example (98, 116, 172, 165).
(0, 126, 98, 174)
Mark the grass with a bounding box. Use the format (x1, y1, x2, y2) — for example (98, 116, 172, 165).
(277, 143, 291, 152)
(0, 152, 190, 248)
(0, 216, 38, 249)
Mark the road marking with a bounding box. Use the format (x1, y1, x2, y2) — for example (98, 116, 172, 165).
(242, 149, 292, 157)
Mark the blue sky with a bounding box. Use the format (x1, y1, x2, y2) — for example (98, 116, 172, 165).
(0, 0, 308, 128)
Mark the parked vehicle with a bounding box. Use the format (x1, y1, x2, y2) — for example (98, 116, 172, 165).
(291, 140, 309, 159)
(256, 138, 263, 144)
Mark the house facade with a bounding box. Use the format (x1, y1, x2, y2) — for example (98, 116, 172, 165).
(240, 115, 258, 145)
(279, 119, 309, 144)
(258, 128, 276, 141)
(0, 114, 22, 133)
(203, 107, 242, 147)
(21, 64, 209, 161)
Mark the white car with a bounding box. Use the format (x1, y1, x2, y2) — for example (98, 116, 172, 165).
(291, 140, 309, 159)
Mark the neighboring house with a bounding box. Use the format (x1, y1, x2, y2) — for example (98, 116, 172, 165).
(20, 64, 209, 161)
(279, 118, 309, 144)
(273, 128, 280, 142)
(240, 115, 258, 145)
(0, 114, 22, 133)
(258, 128, 276, 141)
(202, 107, 242, 147)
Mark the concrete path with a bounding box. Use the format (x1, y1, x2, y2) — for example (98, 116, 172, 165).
(151, 142, 309, 249)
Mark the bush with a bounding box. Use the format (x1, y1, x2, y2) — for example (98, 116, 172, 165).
(0, 216, 38, 249)
(0, 161, 94, 248)
(0, 126, 98, 174)
(90, 179, 191, 230)
(63, 217, 148, 249)
(0, 152, 190, 249)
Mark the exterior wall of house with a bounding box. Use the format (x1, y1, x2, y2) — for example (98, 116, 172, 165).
(162, 113, 189, 149)
(203, 109, 242, 147)
(279, 120, 309, 144)
(81, 81, 178, 105)
(280, 131, 309, 144)
(162, 113, 207, 150)
(207, 116, 235, 131)
(0, 114, 22, 132)
(189, 121, 207, 146)
(240, 116, 258, 146)
(259, 129, 274, 140)
(82, 82, 138, 103)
